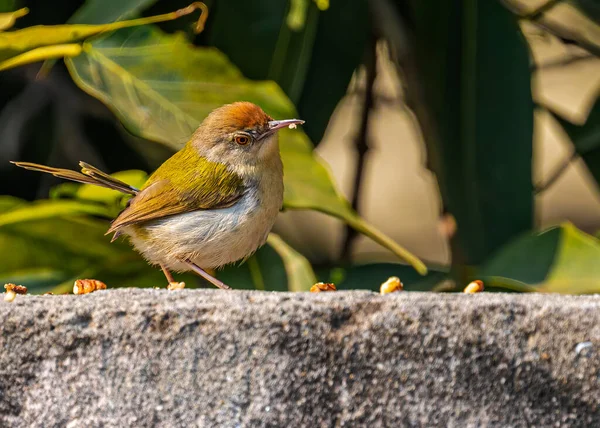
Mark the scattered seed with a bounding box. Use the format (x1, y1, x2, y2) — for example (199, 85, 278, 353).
(4, 283, 27, 302)
(380, 276, 403, 295)
(310, 282, 336, 292)
(4, 283, 27, 294)
(463, 280, 484, 294)
(73, 279, 107, 295)
(4, 290, 16, 302)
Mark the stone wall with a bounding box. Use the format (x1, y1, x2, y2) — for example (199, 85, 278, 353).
(1, 289, 598, 427)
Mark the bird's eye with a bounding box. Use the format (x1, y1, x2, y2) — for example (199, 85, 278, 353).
(235, 135, 250, 145)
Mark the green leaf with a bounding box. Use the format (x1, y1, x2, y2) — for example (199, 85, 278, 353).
(405, 0, 534, 265)
(67, 27, 295, 146)
(219, 243, 289, 291)
(68, 0, 160, 25)
(0, 199, 113, 227)
(0, 195, 25, 211)
(64, 25, 427, 274)
(0, 7, 27, 31)
(266, 233, 316, 291)
(0, 215, 127, 291)
(0, 196, 195, 294)
(0, 3, 205, 63)
(0, 43, 82, 71)
(479, 223, 600, 294)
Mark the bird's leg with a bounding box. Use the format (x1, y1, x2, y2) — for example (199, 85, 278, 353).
(160, 263, 185, 290)
(181, 259, 231, 290)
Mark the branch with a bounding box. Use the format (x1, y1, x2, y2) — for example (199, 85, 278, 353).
(521, 0, 564, 21)
(340, 31, 378, 261)
(534, 151, 579, 193)
(532, 51, 595, 71)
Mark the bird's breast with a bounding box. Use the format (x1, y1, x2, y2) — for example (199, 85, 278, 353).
(127, 170, 283, 270)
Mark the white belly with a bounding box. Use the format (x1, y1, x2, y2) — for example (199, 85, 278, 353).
(123, 188, 280, 271)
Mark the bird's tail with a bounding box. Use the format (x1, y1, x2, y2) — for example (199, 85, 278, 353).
(11, 161, 140, 195)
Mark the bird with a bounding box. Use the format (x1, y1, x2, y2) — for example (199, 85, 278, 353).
(12, 102, 304, 290)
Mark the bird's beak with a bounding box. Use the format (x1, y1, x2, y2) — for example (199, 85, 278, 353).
(262, 119, 305, 139)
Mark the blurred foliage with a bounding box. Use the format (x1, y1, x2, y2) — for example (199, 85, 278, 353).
(0, 4, 204, 63)
(0, 194, 182, 294)
(401, 0, 534, 267)
(0, 173, 321, 294)
(0, 7, 27, 30)
(479, 223, 600, 294)
(0, 0, 424, 292)
(0, 0, 599, 294)
(373, 0, 600, 293)
(64, 24, 425, 273)
(265, 233, 317, 292)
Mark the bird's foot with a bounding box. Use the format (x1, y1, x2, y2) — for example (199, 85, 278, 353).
(182, 259, 231, 290)
(167, 281, 186, 291)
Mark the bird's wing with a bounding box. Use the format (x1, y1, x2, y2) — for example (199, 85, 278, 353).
(107, 145, 246, 235)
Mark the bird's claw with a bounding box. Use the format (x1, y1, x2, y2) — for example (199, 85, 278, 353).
(167, 281, 186, 291)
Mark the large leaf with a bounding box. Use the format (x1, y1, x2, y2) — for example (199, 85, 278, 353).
(64, 25, 427, 274)
(0, 3, 205, 64)
(0, 199, 113, 226)
(219, 244, 289, 292)
(67, 27, 293, 146)
(68, 0, 160, 25)
(266, 233, 316, 292)
(0, 7, 27, 31)
(0, 43, 82, 71)
(478, 223, 600, 294)
(0, 195, 196, 293)
(401, 0, 534, 265)
(206, 0, 368, 142)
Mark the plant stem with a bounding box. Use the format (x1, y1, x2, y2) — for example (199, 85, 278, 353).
(340, 29, 377, 261)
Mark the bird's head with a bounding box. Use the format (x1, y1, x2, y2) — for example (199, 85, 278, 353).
(191, 102, 304, 170)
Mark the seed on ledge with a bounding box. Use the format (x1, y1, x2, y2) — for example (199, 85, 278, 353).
(463, 280, 484, 294)
(380, 276, 403, 295)
(3, 283, 26, 303)
(73, 279, 107, 295)
(4, 290, 16, 302)
(310, 282, 336, 292)
(4, 283, 27, 294)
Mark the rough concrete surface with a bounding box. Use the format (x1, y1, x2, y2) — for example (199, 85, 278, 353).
(0, 290, 599, 427)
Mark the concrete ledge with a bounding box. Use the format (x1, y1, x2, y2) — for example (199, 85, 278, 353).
(1, 290, 599, 427)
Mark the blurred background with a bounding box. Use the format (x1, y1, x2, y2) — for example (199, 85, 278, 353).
(0, 0, 599, 294)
